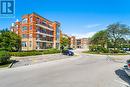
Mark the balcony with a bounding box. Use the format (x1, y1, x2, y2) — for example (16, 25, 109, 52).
(36, 38, 53, 43)
(36, 24, 53, 31)
(36, 31, 53, 37)
(36, 39, 53, 43)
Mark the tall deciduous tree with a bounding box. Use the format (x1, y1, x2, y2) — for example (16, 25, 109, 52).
(0, 30, 21, 52)
(91, 30, 108, 48)
(107, 23, 130, 50)
(60, 37, 69, 47)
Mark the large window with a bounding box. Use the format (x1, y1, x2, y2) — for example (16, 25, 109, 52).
(22, 42, 27, 47)
(56, 25, 60, 41)
(22, 18, 27, 24)
(22, 26, 27, 31)
(22, 34, 27, 38)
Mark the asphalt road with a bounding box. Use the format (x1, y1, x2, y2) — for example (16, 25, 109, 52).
(11, 54, 72, 68)
(0, 53, 130, 87)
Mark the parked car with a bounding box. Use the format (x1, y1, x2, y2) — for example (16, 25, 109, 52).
(67, 48, 73, 50)
(124, 60, 130, 76)
(62, 50, 74, 56)
(123, 48, 130, 51)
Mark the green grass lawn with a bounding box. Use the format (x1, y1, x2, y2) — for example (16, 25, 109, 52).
(83, 51, 130, 55)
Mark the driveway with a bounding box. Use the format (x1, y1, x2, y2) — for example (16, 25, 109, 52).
(0, 52, 130, 87)
(11, 54, 72, 68)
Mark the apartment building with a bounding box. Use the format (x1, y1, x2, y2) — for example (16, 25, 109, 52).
(60, 33, 90, 49)
(76, 39, 82, 48)
(76, 38, 90, 49)
(70, 36, 76, 48)
(81, 38, 90, 49)
(11, 12, 61, 51)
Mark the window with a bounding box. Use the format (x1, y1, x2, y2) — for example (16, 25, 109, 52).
(22, 34, 27, 38)
(42, 20, 47, 26)
(37, 34, 40, 38)
(22, 42, 27, 47)
(36, 18, 40, 24)
(43, 29, 46, 33)
(30, 17, 33, 22)
(36, 27, 41, 32)
(43, 35, 46, 38)
(56, 25, 60, 41)
(36, 34, 40, 40)
(22, 26, 27, 31)
(22, 18, 27, 24)
(30, 41, 32, 47)
(43, 35, 46, 41)
(30, 26, 32, 30)
(50, 37, 53, 41)
(29, 34, 32, 38)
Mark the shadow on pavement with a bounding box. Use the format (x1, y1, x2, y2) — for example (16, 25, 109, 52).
(13, 60, 19, 63)
(115, 69, 130, 85)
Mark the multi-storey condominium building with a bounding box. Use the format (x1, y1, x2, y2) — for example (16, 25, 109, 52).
(70, 36, 76, 48)
(11, 12, 61, 51)
(76, 38, 90, 49)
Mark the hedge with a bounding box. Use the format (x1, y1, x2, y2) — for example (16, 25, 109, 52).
(9, 49, 61, 57)
(0, 51, 11, 64)
(89, 45, 126, 53)
(89, 46, 109, 53)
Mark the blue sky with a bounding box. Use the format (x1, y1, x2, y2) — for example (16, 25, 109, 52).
(0, 0, 130, 38)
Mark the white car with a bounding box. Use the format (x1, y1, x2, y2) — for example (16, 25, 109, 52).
(124, 60, 130, 76)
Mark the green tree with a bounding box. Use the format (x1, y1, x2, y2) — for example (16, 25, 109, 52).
(0, 29, 21, 52)
(60, 37, 69, 47)
(107, 23, 130, 50)
(91, 30, 108, 48)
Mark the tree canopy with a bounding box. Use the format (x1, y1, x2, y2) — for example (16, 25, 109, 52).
(0, 30, 21, 52)
(107, 23, 130, 49)
(90, 23, 130, 53)
(91, 30, 107, 47)
(60, 37, 69, 47)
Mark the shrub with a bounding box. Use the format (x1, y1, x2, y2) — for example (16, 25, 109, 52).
(40, 49, 60, 54)
(9, 52, 43, 57)
(109, 49, 125, 53)
(127, 59, 130, 63)
(9, 49, 61, 57)
(89, 45, 109, 53)
(0, 51, 11, 64)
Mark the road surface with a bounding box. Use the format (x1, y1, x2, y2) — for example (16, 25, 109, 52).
(0, 52, 130, 87)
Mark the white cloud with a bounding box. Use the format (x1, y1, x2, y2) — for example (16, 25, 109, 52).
(70, 32, 96, 39)
(84, 24, 102, 28)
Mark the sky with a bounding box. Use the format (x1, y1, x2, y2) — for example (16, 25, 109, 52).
(0, 0, 130, 38)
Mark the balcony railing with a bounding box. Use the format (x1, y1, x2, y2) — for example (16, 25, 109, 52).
(36, 31, 53, 37)
(36, 40, 53, 43)
(36, 38, 53, 43)
(36, 24, 53, 31)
